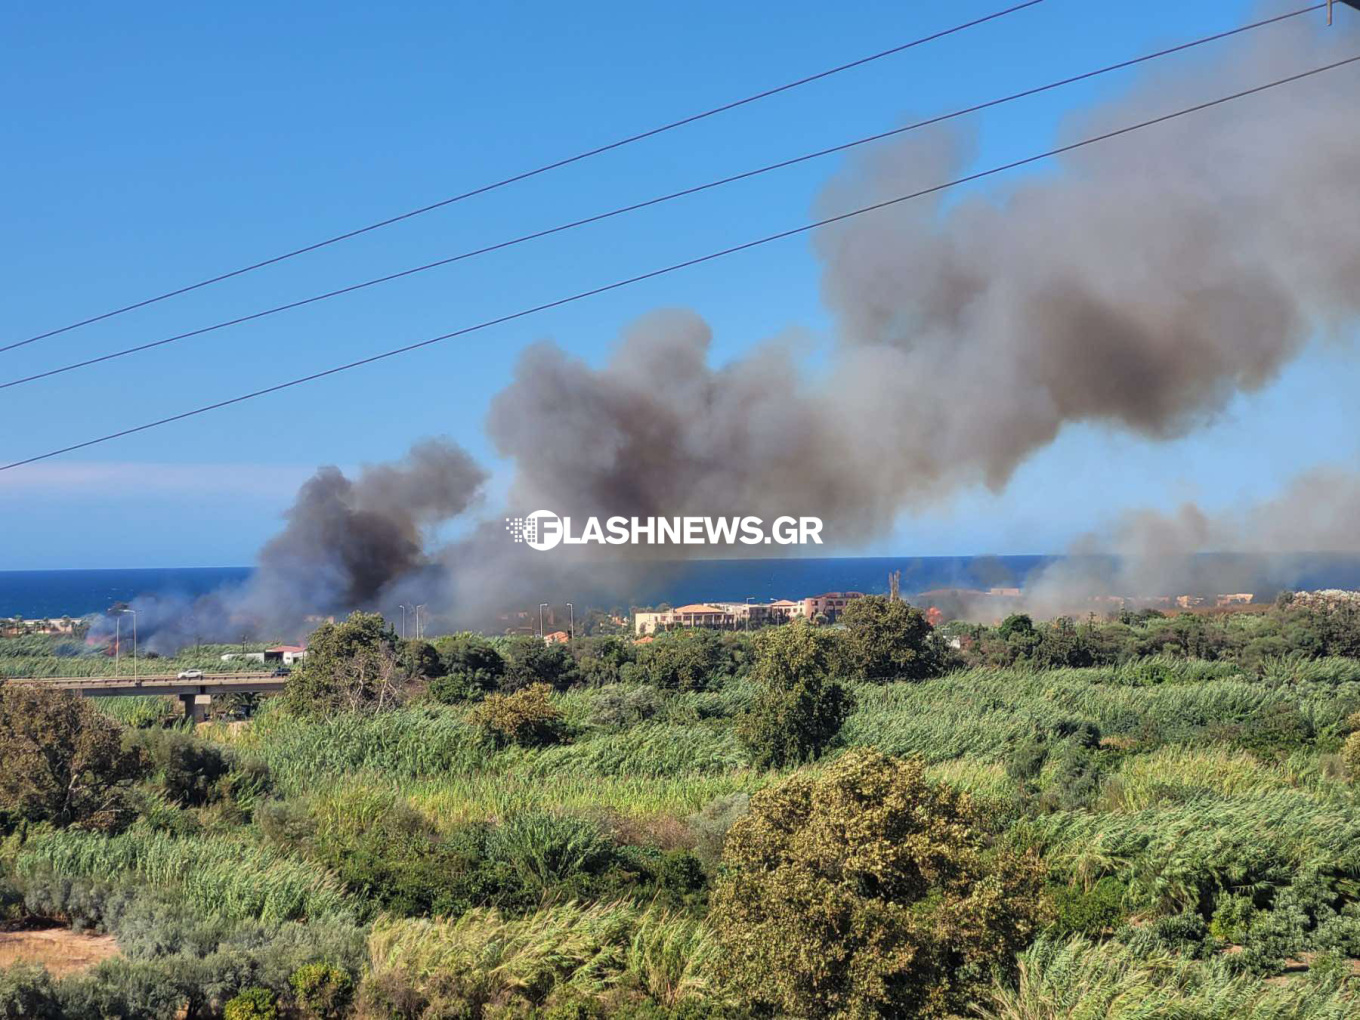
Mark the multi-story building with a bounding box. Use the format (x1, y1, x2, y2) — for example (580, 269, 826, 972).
(633, 592, 868, 634)
(801, 592, 867, 622)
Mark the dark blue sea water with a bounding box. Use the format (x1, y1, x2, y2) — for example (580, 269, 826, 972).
(0, 568, 253, 618)
(0, 559, 1043, 618)
(5, 554, 1360, 619)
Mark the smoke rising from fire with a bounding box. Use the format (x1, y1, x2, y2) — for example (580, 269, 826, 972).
(489, 18, 1360, 527)
(1019, 465, 1360, 618)
(248, 439, 487, 613)
(124, 15, 1360, 640)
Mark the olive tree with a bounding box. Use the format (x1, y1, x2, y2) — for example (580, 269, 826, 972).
(0, 687, 147, 831)
(712, 749, 1046, 1018)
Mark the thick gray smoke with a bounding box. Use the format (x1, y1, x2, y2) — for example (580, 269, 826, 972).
(487, 17, 1360, 537)
(126, 14, 1360, 641)
(1019, 465, 1360, 618)
(105, 441, 489, 649)
(245, 439, 487, 615)
(485, 310, 872, 538)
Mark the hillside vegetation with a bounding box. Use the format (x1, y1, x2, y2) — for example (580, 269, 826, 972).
(3, 596, 1360, 1018)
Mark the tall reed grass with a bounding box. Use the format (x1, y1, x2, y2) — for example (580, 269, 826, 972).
(976, 936, 1356, 1020)
(17, 828, 350, 923)
(840, 670, 1360, 762)
(367, 901, 720, 1008)
(1017, 792, 1360, 913)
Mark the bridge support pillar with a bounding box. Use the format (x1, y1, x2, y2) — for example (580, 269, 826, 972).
(180, 694, 212, 725)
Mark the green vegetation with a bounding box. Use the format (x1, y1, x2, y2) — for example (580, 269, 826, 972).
(0, 687, 148, 832)
(0, 634, 282, 680)
(3, 597, 1360, 1016)
(951, 594, 1360, 671)
(712, 749, 1045, 1018)
(735, 621, 850, 768)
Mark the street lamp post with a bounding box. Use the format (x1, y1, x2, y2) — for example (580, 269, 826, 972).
(538, 603, 549, 639)
(121, 608, 138, 681)
(114, 615, 121, 676)
(415, 605, 427, 641)
(398, 604, 408, 640)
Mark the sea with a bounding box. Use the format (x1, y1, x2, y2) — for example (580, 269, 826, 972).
(0, 558, 1048, 618)
(5, 554, 1360, 619)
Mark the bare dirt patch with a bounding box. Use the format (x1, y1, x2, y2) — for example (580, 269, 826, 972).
(0, 924, 119, 976)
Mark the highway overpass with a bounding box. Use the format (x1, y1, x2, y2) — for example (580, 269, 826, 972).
(5, 673, 287, 722)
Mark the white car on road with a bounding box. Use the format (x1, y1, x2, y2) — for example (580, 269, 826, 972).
(177, 669, 204, 680)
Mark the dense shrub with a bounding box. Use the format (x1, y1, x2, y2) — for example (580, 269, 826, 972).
(837, 595, 945, 681)
(57, 957, 189, 1020)
(588, 684, 665, 728)
(429, 632, 504, 702)
(130, 729, 232, 807)
(0, 687, 147, 832)
(297, 793, 508, 918)
(687, 792, 750, 871)
(289, 962, 353, 1020)
(224, 986, 280, 1020)
(472, 684, 565, 748)
(736, 622, 851, 768)
(711, 749, 1046, 1018)
(0, 963, 61, 1020)
(1047, 877, 1128, 938)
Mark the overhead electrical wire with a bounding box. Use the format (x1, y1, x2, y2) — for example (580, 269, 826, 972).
(0, 2, 1328, 393)
(0, 0, 1045, 355)
(3, 52, 1355, 473)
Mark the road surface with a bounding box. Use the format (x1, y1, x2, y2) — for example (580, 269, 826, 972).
(4, 673, 288, 697)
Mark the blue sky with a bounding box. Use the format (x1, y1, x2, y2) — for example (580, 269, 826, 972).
(2, 0, 1356, 569)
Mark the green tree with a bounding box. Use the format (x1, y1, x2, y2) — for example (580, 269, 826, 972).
(431, 632, 505, 698)
(472, 684, 565, 748)
(571, 635, 636, 686)
(284, 612, 409, 714)
(998, 613, 1035, 641)
(838, 596, 944, 681)
(637, 628, 729, 691)
(711, 749, 1046, 1019)
(0, 687, 147, 831)
(737, 622, 851, 768)
(1030, 617, 1096, 669)
(398, 639, 444, 681)
(500, 637, 578, 692)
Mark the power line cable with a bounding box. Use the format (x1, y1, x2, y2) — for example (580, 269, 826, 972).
(3, 53, 1355, 473)
(0, 0, 1045, 355)
(0, 2, 1325, 393)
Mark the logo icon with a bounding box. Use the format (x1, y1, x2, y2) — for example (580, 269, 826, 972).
(505, 510, 563, 551)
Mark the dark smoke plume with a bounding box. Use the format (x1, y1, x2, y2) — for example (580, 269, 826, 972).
(102, 441, 488, 650)
(488, 16, 1360, 536)
(126, 14, 1360, 641)
(1018, 465, 1360, 618)
(250, 439, 486, 612)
